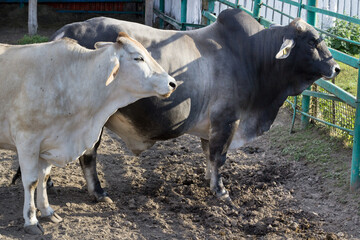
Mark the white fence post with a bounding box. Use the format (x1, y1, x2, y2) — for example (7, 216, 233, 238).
(28, 0, 38, 36)
(145, 0, 154, 26)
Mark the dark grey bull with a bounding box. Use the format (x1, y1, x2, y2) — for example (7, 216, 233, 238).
(14, 9, 340, 204)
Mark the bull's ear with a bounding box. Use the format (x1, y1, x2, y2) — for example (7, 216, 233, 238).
(275, 38, 295, 59)
(105, 57, 120, 86)
(95, 42, 113, 49)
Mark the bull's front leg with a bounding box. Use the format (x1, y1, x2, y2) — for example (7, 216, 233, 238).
(79, 135, 112, 203)
(203, 117, 239, 204)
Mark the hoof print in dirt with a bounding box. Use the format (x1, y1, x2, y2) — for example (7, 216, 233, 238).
(240, 146, 264, 154)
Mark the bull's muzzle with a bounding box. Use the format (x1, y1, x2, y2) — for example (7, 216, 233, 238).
(322, 64, 341, 80)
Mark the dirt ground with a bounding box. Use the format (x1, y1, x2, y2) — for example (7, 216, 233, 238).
(0, 4, 360, 240)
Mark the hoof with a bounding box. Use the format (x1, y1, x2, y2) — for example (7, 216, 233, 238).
(42, 212, 63, 223)
(46, 178, 54, 189)
(97, 195, 113, 203)
(216, 190, 239, 209)
(24, 223, 44, 235)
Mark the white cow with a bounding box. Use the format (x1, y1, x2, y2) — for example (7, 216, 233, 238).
(0, 32, 176, 235)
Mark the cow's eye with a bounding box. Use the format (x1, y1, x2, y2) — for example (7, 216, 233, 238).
(134, 56, 144, 62)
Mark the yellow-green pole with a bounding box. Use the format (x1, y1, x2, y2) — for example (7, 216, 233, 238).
(350, 59, 360, 191)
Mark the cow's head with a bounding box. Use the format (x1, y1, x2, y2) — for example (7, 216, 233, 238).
(95, 32, 177, 98)
(275, 18, 340, 95)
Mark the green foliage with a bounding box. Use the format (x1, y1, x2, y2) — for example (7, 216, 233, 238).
(17, 34, 48, 45)
(335, 60, 358, 97)
(325, 18, 360, 55)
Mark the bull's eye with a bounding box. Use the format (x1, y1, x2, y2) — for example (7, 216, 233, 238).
(308, 39, 316, 47)
(134, 56, 144, 62)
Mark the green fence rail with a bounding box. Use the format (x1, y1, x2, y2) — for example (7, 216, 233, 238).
(153, 0, 360, 191)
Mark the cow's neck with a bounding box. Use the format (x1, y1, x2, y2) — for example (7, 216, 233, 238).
(53, 44, 137, 164)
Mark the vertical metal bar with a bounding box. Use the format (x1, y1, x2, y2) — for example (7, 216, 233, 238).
(301, 0, 317, 128)
(253, 0, 262, 20)
(280, 0, 285, 25)
(207, 0, 215, 25)
(289, 0, 304, 132)
(290, 97, 298, 133)
(264, 0, 269, 19)
(181, 0, 187, 30)
(350, 60, 360, 191)
(297, 0, 303, 18)
(159, 0, 164, 29)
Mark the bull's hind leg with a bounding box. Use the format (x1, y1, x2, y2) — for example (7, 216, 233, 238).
(37, 158, 62, 223)
(17, 143, 44, 235)
(79, 134, 113, 203)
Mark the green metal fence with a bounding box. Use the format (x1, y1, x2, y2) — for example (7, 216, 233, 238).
(153, 0, 360, 191)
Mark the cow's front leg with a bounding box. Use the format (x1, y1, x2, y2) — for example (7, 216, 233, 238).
(37, 158, 62, 223)
(79, 136, 112, 203)
(207, 118, 239, 203)
(18, 144, 43, 235)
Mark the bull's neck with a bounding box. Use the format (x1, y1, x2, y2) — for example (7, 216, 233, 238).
(245, 27, 293, 108)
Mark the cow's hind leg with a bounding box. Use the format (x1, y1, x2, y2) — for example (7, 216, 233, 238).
(18, 144, 44, 235)
(37, 158, 62, 223)
(79, 135, 112, 203)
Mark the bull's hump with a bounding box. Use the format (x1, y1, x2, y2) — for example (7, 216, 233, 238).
(217, 9, 264, 35)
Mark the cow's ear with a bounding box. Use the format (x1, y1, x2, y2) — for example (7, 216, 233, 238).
(116, 32, 131, 45)
(95, 42, 113, 49)
(105, 57, 120, 86)
(275, 38, 295, 59)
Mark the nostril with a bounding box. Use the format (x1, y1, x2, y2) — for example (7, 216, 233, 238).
(335, 67, 341, 73)
(169, 82, 176, 89)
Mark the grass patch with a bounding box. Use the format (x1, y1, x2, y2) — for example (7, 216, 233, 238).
(17, 34, 48, 45)
(269, 121, 350, 188)
(335, 54, 359, 97)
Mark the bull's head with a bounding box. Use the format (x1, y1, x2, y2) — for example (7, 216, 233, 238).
(275, 18, 340, 81)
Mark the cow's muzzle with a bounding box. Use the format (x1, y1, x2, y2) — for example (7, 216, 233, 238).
(160, 80, 177, 98)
